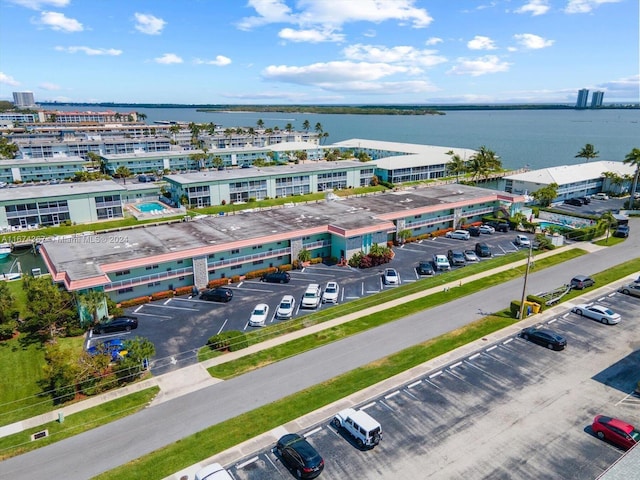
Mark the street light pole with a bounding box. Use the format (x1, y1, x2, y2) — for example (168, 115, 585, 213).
(518, 241, 534, 319)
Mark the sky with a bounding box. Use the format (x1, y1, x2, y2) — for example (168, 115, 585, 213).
(0, 0, 638, 105)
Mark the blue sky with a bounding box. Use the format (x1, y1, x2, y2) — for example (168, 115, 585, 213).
(0, 0, 638, 105)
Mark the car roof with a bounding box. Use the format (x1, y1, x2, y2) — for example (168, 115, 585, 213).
(346, 409, 382, 431)
(434, 254, 447, 259)
(600, 416, 635, 433)
(572, 275, 591, 280)
(254, 303, 268, 309)
(280, 295, 294, 302)
(194, 463, 233, 480)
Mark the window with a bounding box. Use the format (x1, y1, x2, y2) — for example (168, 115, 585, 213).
(115, 270, 130, 276)
(231, 249, 240, 254)
(117, 287, 133, 294)
(253, 260, 264, 265)
(176, 260, 183, 264)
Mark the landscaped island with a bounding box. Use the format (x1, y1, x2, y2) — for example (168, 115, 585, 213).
(196, 105, 445, 115)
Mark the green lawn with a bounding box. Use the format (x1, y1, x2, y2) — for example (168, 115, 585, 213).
(593, 236, 626, 247)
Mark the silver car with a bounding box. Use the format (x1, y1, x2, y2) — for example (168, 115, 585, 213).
(618, 283, 640, 298)
(446, 229, 470, 240)
(571, 303, 621, 325)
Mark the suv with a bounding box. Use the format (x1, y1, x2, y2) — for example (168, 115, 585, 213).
(466, 225, 481, 237)
(445, 229, 470, 240)
(570, 275, 595, 290)
(592, 192, 609, 200)
(475, 242, 492, 258)
(515, 234, 531, 247)
(322, 281, 340, 304)
(275, 434, 324, 479)
(564, 197, 583, 206)
(613, 224, 630, 238)
(433, 254, 451, 271)
(417, 261, 435, 275)
(261, 271, 290, 284)
(447, 249, 466, 266)
(332, 408, 382, 449)
(200, 287, 233, 302)
(301, 283, 322, 309)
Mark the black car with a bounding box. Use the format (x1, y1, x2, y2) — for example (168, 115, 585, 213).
(487, 220, 509, 232)
(467, 225, 481, 237)
(579, 196, 591, 204)
(200, 287, 233, 302)
(417, 261, 435, 275)
(520, 327, 567, 350)
(94, 316, 138, 334)
(447, 249, 466, 266)
(475, 242, 492, 258)
(275, 433, 324, 479)
(261, 271, 291, 284)
(564, 197, 583, 206)
(570, 274, 595, 290)
(613, 225, 630, 238)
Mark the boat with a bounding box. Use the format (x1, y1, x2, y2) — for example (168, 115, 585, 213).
(0, 258, 21, 281)
(0, 243, 11, 260)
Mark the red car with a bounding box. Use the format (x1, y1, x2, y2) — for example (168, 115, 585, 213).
(592, 415, 640, 449)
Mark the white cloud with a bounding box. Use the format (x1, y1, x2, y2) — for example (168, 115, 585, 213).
(194, 55, 232, 66)
(38, 82, 60, 90)
(263, 61, 416, 84)
(278, 27, 345, 43)
(134, 13, 166, 35)
(38, 11, 83, 32)
(564, 0, 622, 14)
(596, 75, 640, 99)
(513, 33, 554, 49)
(55, 46, 122, 56)
(155, 53, 183, 64)
(448, 55, 511, 76)
(7, 0, 69, 9)
(238, 0, 433, 30)
(467, 35, 497, 50)
(515, 0, 550, 16)
(343, 44, 446, 68)
(425, 37, 443, 46)
(0, 72, 20, 86)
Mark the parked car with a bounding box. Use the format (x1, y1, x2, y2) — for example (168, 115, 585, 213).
(592, 415, 640, 450)
(383, 268, 400, 285)
(433, 254, 451, 271)
(579, 196, 591, 204)
(592, 192, 609, 200)
(93, 316, 138, 334)
(564, 197, 583, 206)
(447, 249, 466, 266)
(514, 234, 531, 247)
(200, 287, 233, 302)
(332, 408, 382, 449)
(463, 250, 479, 262)
(571, 303, 620, 324)
(194, 463, 234, 480)
(417, 261, 435, 275)
(475, 242, 492, 258)
(479, 224, 495, 234)
(445, 229, 470, 240)
(87, 338, 128, 361)
(570, 274, 595, 290)
(487, 220, 509, 232)
(467, 225, 481, 237)
(618, 283, 640, 298)
(276, 295, 296, 319)
(520, 327, 567, 350)
(261, 271, 291, 284)
(301, 283, 322, 308)
(248, 303, 270, 326)
(613, 225, 630, 238)
(321, 281, 340, 304)
(275, 433, 325, 479)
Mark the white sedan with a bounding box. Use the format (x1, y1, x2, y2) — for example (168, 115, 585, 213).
(571, 303, 621, 325)
(445, 229, 470, 240)
(383, 268, 400, 285)
(479, 224, 495, 234)
(248, 303, 270, 326)
(276, 295, 296, 319)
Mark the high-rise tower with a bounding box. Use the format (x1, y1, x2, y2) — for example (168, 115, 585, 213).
(591, 91, 604, 108)
(12, 91, 36, 108)
(576, 89, 589, 108)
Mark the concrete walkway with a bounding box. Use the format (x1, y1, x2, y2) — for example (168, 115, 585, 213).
(0, 240, 605, 440)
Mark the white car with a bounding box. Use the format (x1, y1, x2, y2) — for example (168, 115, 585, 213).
(463, 250, 479, 262)
(276, 295, 296, 319)
(248, 303, 270, 326)
(592, 192, 609, 200)
(445, 229, 470, 240)
(515, 234, 531, 247)
(571, 303, 621, 325)
(433, 254, 451, 271)
(322, 281, 340, 304)
(383, 268, 399, 285)
(479, 224, 495, 234)
(301, 283, 322, 309)
(195, 463, 233, 480)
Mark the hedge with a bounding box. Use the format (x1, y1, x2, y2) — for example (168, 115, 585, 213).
(174, 286, 194, 296)
(118, 296, 151, 308)
(207, 278, 231, 289)
(206, 331, 249, 352)
(151, 290, 174, 301)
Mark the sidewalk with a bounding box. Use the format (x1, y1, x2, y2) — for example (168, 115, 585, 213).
(0, 240, 605, 439)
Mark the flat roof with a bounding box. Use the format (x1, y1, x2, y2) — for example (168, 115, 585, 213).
(42, 182, 512, 285)
(0, 155, 86, 166)
(165, 160, 367, 185)
(0, 180, 125, 202)
(503, 160, 635, 184)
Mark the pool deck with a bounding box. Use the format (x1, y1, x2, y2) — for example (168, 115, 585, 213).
(127, 202, 186, 220)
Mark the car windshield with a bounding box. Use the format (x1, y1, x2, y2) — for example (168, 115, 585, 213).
(304, 292, 317, 298)
(630, 430, 640, 441)
(386, 270, 397, 276)
(253, 308, 265, 315)
(280, 301, 291, 309)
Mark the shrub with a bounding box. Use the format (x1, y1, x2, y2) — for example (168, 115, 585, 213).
(243, 267, 277, 280)
(0, 320, 17, 340)
(119, 296, 151, 308)
(174, 286, 194, 296)
(230, 275, 241, 284)
(221, 199, 227, 206)
(526, 294, 546, 311)
(310, 257, 323, 264)
(510, 300, 521, 318)
(207, 331, 248, 352)
(279, 264, 293, 271)
(207, 278, 231, 288)
(151, 290, 174, 301)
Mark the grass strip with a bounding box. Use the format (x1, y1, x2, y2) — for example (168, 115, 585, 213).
(0, 387, 159, 461)
(205, 249, 586, 378)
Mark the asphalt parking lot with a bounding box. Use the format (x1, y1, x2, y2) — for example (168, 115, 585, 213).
(553, 196, 627, 216)
(97, 228, 533, 374)
(222, 283, 640, 480)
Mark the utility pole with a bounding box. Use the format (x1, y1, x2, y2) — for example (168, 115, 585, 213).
(518, 241, 534, 319)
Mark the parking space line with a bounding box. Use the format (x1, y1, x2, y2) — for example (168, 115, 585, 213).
(423, 379, 441, 389)
(236, 456, 259, 469)
(379, 400, 394, 411)
(130, 312, 172, 319)
(615, 391, 640, 406)
(134, 305, 144, 313)
(446, 369, 465, 380)
(216, 319, 228, 335)
(429, 370, 443, 378)
(344, 296, 360, 299)
(163, 298, 172, 305)
(385, 390, 400, 400)
(503, 338, 513, 345)
(548, 318, 557, 324)
(597, 296, 606, 302)
(403, 388, 420, 400)
(305, 427, 322, 437)
(562, 312, 570, 318)
(360, 402, 376, 410)
(408, 380, 422, 388)
(141, 303, 199, 311)
(463, 360, 504, 382)
(449, 361, 463, 369)
(468, 353, 480, 360)
(486, 345, 497, 352)
(264, 454, 279, 470)
(607, 292, 617, 297)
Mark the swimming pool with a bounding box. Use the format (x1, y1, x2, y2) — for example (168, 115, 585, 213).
(538, 221, 573, 231)
(135, 201, 166, 213)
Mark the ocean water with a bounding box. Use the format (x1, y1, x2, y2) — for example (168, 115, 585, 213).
(45, 105, 640, 170)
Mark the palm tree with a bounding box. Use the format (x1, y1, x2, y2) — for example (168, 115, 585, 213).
(256, 119, 264, 130)
(169, 124, 180, 142)
(115, 166, 132, 184)
(302, 120, 310, 133)
(575, 143, 599, 163)
(136, 112, 147, 122)
(445, 150, 467, 183)
(78, 290, 107, 327)
(623, 147, 640, 201)
(314, 122, 323, 136)
(285, 123, 293, 133)
(467, 146, 501, 182)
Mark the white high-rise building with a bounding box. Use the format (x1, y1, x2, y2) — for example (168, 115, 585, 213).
(12, 91, 36, 108)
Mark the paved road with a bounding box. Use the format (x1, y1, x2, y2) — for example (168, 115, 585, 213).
(2, 219, 638, 480)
